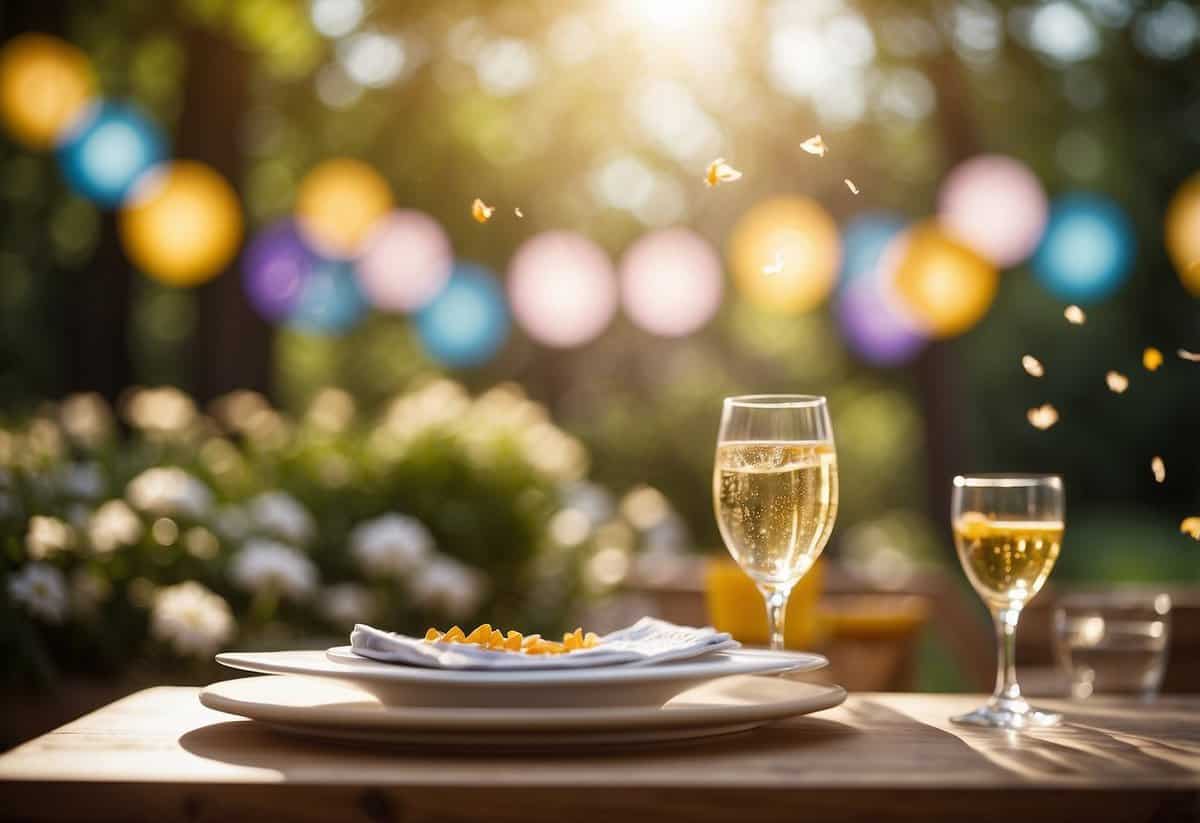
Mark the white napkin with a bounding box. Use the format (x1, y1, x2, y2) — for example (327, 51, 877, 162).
(348, 617, 739, 670)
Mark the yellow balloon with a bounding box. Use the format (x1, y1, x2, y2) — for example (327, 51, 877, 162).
(0, 33, 95, 149)
(728, 196, 840, 314)
(891, 222, 997, 339)
(119, 161, 243, 287)
(294, 158, 393, 258)
(1166, 173, 1200, 297)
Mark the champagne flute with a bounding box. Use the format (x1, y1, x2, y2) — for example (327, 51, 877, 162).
(951, 474, 1064, 729)
(713, 395, 838, 651)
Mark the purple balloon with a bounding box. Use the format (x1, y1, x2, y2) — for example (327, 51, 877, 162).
(836, 272, 926, 366)
(242, 220, 318, 321)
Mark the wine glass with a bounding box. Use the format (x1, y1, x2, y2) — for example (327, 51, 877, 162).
(951, 474, 1064, 728)
(713, 395, 838, 651)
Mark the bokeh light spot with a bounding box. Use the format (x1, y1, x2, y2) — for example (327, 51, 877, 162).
(294, 157, 393, 258)
(1032, 193, 1135, 303)
(619, 227, 722, 337)
(839, 211, 907, 285)
(0, 33, 95, 149)
(119, 161, 243, 287)
(416, 262, 509, 367)
(937, 154, 1048, 267)
(57, 101, 167, 207)
(356, 210, 453, 313)
(242, 220, 318, 321)
(288, 260, 367, 335)
(1165, 172, 1200, 297)
(890, 222, 998, 338)
(508, 231, 617, 347)
(729, 196, 840, 314)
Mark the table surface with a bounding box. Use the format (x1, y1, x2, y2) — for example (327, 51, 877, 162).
(2, 686, 1199, 822)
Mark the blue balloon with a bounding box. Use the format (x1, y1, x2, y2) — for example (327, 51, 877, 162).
(1032, 193, 1135, 303)
(288, 260, 366, 335)
(839, 212, 906, 286)
(416, 262, 509, 367)
(57, 101, 167, 207)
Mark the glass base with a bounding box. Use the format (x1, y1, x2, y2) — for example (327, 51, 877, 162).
(951, 697, 1062, 730)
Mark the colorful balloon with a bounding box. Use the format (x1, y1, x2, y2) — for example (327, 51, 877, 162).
(508, 231, 617, 347)
(1165, 173, 1200, 297)
(728, 197, 840, 314)
(118, 161, 243, 287)
(294, 157, 393, 259)
(836, 262, 926, 366)
(1032, 193, 1135, 303)
(416, 262, 509, 367)
(0, 33, 95, 149)
(356, 209, 453, 312)
(619, 228, 723, 337)
(891, 222, 998, 339)
(57, 101, 167, 207)
(243, 220, 318, 321)
(839, 212, 906, 285)
(288, 260, 367, 335)
(938, 154, 1048, 268)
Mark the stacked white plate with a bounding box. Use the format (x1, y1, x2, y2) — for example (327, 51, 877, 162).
(204, 648, 845, 749)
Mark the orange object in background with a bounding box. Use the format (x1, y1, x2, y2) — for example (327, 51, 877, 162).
(704, 558, 824, 649)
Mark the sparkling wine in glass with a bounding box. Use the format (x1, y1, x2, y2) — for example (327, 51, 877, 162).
(952, 474, 1064, 729)
(713, 395, 838, 651)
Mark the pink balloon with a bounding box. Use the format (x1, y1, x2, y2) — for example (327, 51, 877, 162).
(937, 155, 1048, 268)
(619, 228, 723, 337)
(355, 210, 452, 312)
(507, 231, 617, 347)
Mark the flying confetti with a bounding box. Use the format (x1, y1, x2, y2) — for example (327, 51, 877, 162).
(1105, 371, 1129, 394)
(762, 251, 784, 276)
(514, 207, 524, 219)
(844, 178, 860, 195)
(1143, 347, 1164, 371)
(472, 198, 494, 223)
(1181, 517, 1200, 540)
(704, 158, 742, 187)
(800, 135, 828, 157)
(1027, 404, 1059, 430)
(1178, 349, 1200, 362)
(1152, 456, 1166, 484)
(1064, 305, 1086, 325)
(1021, 355, 1044, 377)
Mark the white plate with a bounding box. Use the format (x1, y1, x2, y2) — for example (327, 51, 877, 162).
(214, 648, 828, 708)
(200, 674, 846, 749)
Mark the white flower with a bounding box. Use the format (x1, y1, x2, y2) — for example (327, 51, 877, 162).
(350, 513, 433, 578)
(319, 583, 378, 625)
(59, 393, 113, 448)
(408, 555, 487, 619)
(88, 500, 144, 554)
(151, 581, 235, 658)
(230, 539, 318, 600)
(8, 563, 68, 623)
(26, 515, 74, 560)
(248, 491, 315, 544)
(124, 386, 197, 435)
(59, 461, 106, 500)
(126, 467, 213, 519)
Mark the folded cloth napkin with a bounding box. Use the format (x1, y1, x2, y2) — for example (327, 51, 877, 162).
(348, 617, 739, 670)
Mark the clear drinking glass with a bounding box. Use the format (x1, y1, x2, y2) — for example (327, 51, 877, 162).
(1054, 591, 1171, 700)
(713, 395, 838, 651)
(951, 474, 1064, 729)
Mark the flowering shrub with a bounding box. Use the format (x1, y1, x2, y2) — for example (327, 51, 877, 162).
(0, 380, 687, 686)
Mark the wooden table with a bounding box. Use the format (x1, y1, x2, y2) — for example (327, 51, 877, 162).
(1, 687, 1198, 822)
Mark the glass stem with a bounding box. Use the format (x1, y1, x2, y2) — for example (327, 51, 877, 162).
(759, 585, 791, 651)
(992, 607, 1022, 704)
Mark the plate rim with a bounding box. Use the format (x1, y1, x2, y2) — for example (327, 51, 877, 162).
(200, 674, 848, 732)
(214, 647, 828, 686)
